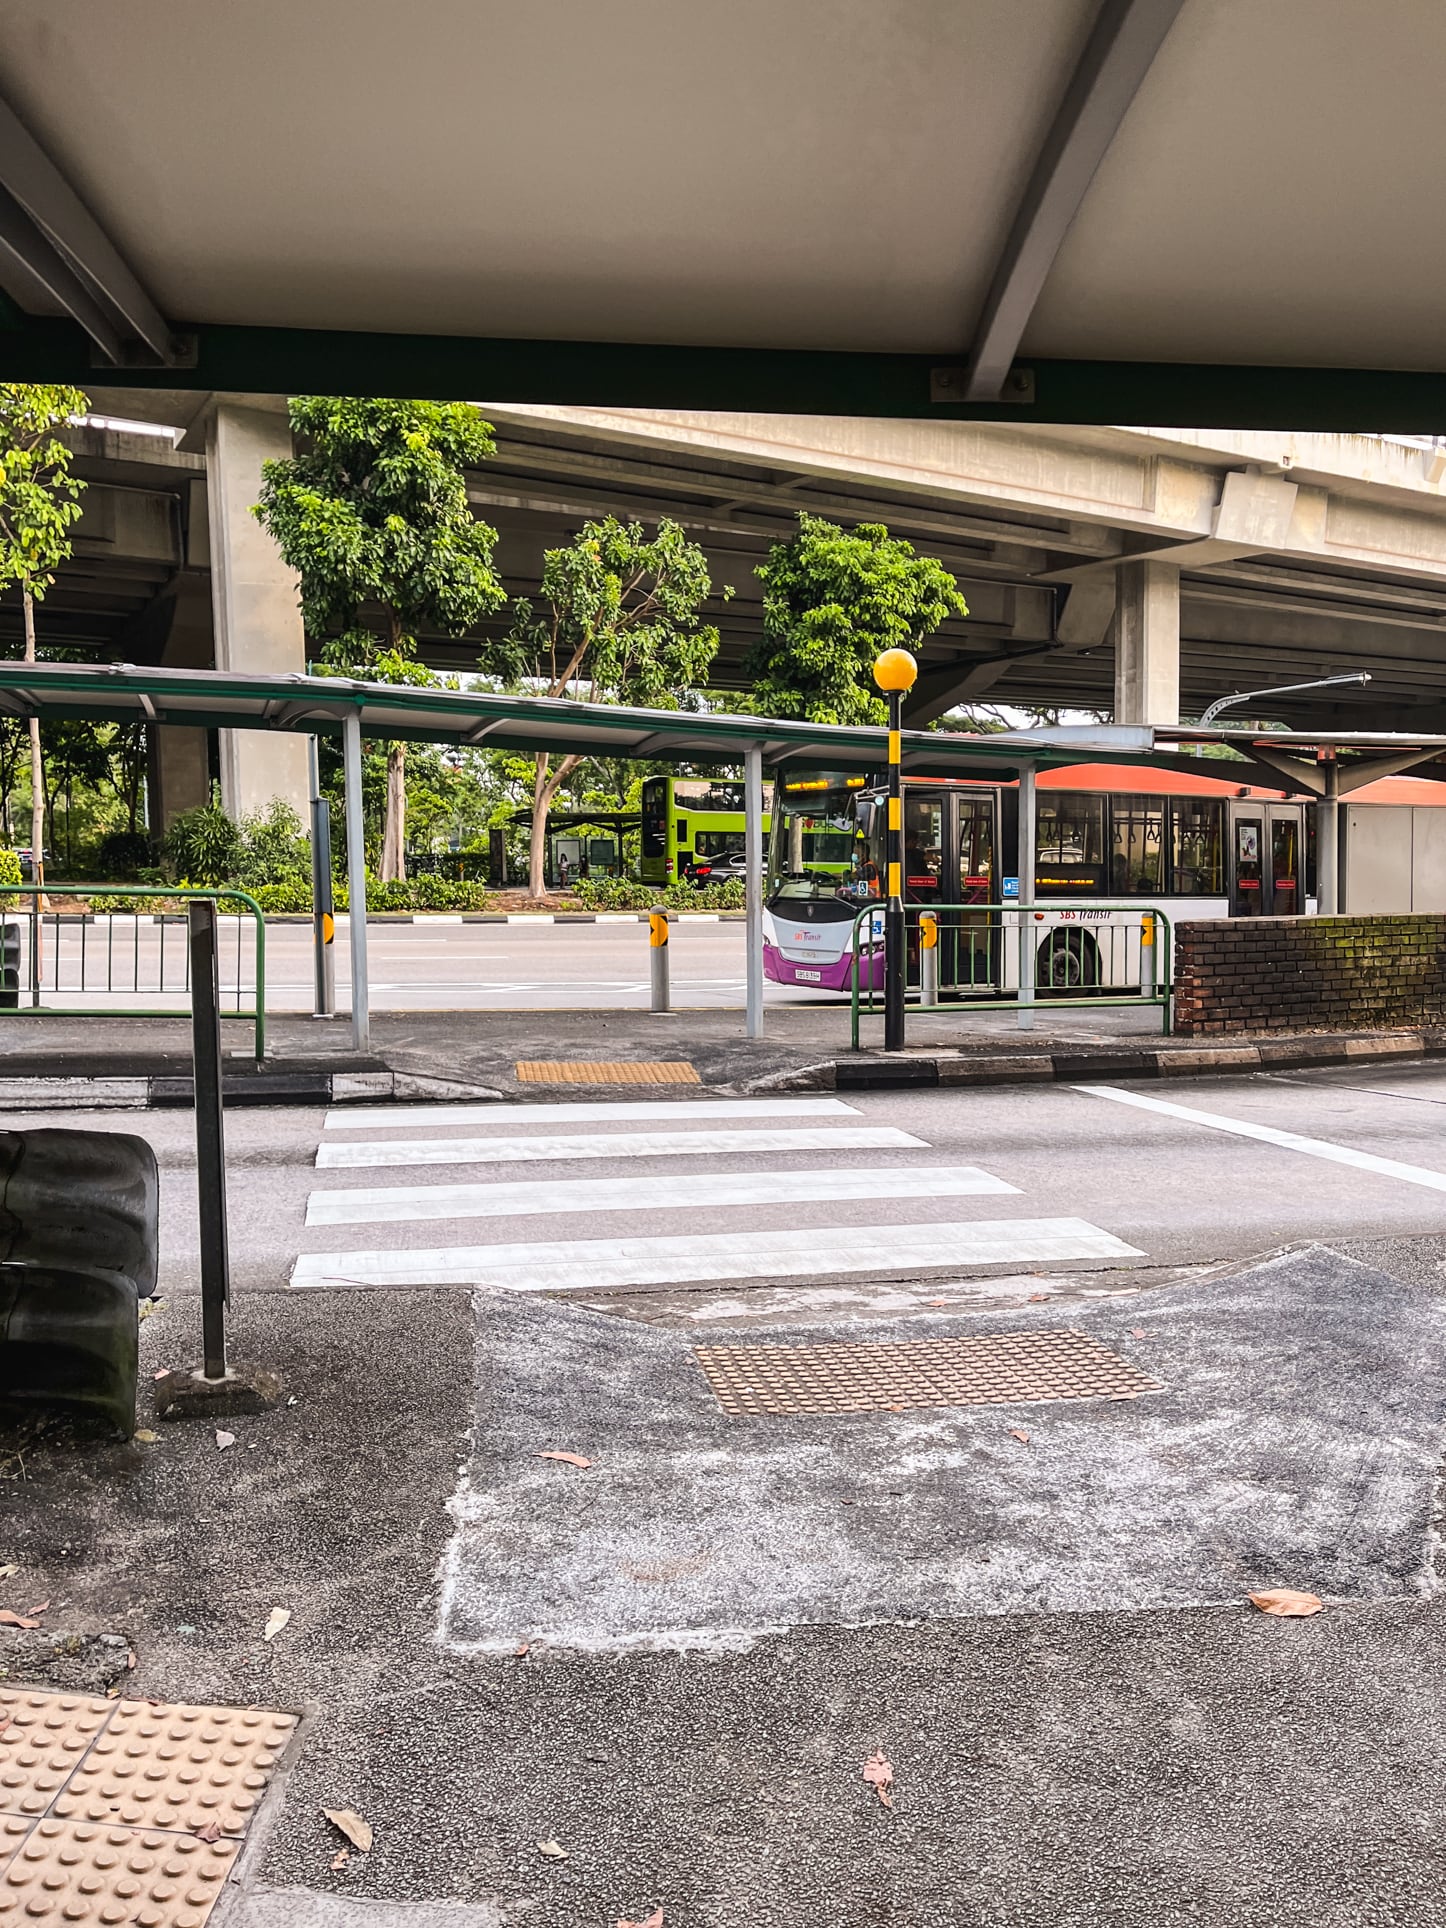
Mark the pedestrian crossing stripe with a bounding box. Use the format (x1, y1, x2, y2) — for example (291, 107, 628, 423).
(290, 1218, 1143, 1291)
(304, 1163, 1019, 1228)
(322, 1097, 861, 1130)
(315, 1124, 925, 1170)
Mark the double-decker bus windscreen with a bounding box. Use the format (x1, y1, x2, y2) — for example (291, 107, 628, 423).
(766, 773, 866, 900)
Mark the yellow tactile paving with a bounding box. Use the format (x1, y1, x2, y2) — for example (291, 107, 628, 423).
(0, 1695, 113, 1819)
(52, 1703, 296, 1838)
(0, 1689, 297, 1927)
(0, 1820, 238, 1926)
(515, 1058, 700, 1084)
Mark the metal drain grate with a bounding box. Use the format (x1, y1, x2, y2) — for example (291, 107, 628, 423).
(516, 1059, 700, 1085)
(693, 1329, 1162, 1417)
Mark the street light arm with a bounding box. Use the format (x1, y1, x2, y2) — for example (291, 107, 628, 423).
(1198, 672, 1371, 728)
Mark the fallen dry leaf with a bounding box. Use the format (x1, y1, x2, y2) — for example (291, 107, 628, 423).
(0, 1566, 16, 1580)
(0, 1611, 39, 1630)
(126, 1651, 137, 1671)
(323, 1808, 373, 1854)
(132, 1430, 159, 1444)
(330, 1850, 349, 1871)
(862, 1751, 894, 1810)
(618, 1911, 665, 1928)
(194, 1823, 222, 1844)
(514, 1643, 530, 1658)
(1130, 1328, 1148, 1340)
(25, 1602, 48, 1617)
(1008, 1428, 1031, 1444)
(263, 1607, 291, 1643)
(537, 1837, 568, 1859)
(537, 1451, 592, 1469)
(215, 1430, 236, 1451)
(924, 1298, 947, 1307)
(1027, 1292, 1050, 1303)
(152, 1370, 169, 1381)
(1249, 1588, 1324, 1618)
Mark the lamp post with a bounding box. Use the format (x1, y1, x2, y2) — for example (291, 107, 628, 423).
(873, 648, 918, 1051)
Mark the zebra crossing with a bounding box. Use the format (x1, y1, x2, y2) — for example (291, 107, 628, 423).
(290, 1094, 1144, 1291)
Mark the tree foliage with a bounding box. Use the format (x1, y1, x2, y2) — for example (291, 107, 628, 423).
(748, 513, 967, 725)
(498, 515, 727, 895)
(254, 397, 507, 878)
(0, 384, 88, 604)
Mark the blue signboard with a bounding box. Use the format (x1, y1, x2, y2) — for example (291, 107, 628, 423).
(1001, 875, 1020, 899)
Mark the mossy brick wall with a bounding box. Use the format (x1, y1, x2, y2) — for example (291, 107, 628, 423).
(1173, 915, 1446, 1036)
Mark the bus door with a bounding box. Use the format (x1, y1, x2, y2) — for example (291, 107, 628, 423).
(1227, 804, 1265, 915)
(943, 791, 999, 992)
(1267, 804, 1303, 915)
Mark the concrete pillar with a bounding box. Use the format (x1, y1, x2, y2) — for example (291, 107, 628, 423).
(146, 573, 216, 832)
(1113, 561, 1180, 726)
(205, 402, 309, 820)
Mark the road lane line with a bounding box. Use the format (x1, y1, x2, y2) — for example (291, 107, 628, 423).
(316, 1125, 926, 1170)
(305, 1162, 1017, 1227)
(323, 1097, 860, 1130)
(1076, 1082, 1446, 1193)
(290, 1216, 1141, 1289)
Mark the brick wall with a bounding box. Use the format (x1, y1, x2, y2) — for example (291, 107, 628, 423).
(1173, 915, 1446, 1036)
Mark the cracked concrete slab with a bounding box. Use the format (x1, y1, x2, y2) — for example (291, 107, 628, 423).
(222, 1888, 511, 1926)
(440, 1246, 1446, 1654)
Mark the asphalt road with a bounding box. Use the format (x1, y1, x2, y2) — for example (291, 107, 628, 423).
(20, 915, 824, 1012)
(18, 1055, 1446, 1301)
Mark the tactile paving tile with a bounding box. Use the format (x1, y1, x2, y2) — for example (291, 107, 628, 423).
(0, 1819, 239, 1926)
(693, 1328, 1164, 1417)
(515, 1059, 700, 1085)
(51, 1703, 297, 1838)
(0, 1696, 113, 1819)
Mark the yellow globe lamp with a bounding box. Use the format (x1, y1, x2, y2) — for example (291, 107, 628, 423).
(873, 648, 918, 693)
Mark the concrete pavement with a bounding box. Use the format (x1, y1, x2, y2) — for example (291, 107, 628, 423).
(9, 1067, 1446, 1922)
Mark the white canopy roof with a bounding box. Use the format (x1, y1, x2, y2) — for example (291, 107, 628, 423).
(0, 2, 1444, 425)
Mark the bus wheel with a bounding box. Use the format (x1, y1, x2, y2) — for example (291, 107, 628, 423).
(1037, 929, 1099, 993)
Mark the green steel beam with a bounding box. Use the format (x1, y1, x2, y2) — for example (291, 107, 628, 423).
(3, 314, 1446, 432)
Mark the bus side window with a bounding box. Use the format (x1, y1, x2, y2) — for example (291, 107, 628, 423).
(1170, 799, 1224, 894)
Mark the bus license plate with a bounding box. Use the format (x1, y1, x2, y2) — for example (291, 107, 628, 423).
(796, 968, 821, 982)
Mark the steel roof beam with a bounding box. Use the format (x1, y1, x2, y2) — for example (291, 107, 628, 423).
(962, 0, 1185, 403)
(0, 90, 180, 365)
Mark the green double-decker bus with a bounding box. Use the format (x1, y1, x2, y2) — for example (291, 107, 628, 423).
(638, 775, 771, 884)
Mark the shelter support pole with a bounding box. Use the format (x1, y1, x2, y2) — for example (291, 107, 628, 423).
(745, 745, 764, 1040)
(1317, 758, 1340, 915)
(1017, 762, 1037, 1032)
(308, 735, 336, 1017)
(342, 712, 370, 1053)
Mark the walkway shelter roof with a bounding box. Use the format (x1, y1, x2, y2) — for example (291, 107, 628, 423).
(0, 661, 1159, 781)
(3, 2, 1446, 429)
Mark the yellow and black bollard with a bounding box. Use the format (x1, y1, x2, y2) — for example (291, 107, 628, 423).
(919, 908, 939, 1007)
(873, 648, 918, 1050)
(650, 905, 671, 1013)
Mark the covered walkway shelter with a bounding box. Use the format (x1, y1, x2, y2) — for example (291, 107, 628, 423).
(0, 659, 1167, 1049)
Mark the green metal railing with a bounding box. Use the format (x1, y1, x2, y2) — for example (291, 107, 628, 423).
(0, 884, 267, 1062)
(849, 899, 1174, 1048)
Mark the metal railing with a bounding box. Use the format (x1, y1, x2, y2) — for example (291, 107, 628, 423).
(848, 900, 1173, 1048)
(0, 884, 267, 1061)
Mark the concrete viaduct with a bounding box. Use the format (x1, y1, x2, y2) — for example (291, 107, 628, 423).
(20, 392, 1446, 825)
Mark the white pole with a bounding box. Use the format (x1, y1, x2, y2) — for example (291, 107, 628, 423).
(745, 744, 764, 1040)
(342, 711, 370, 1052)
(1317, 761, 1340, 914)
(1017, 761, 1036, 1032)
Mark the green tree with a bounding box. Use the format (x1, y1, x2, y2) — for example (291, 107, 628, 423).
(0, 384, 88, 884)
(254, 397, 506, 880)
(500, 516, 727, 897)
(748, 513, 968, 725)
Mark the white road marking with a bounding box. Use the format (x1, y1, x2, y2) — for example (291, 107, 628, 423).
(323, 1096, 860, 1130)
(1077, 1082, 1446, 1193)
(316, 1124, 926, 1170)
(291, 1216, 1141, 1289)
(305, 1162, 1016, 1227)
